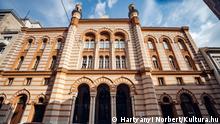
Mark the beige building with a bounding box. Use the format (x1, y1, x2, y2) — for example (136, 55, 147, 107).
(0, 4, 220, 124)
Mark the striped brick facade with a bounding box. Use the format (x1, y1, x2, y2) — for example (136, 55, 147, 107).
(0, 3, 220, 124)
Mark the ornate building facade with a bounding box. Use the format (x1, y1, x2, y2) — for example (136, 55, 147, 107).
(0, 4, 220, 124)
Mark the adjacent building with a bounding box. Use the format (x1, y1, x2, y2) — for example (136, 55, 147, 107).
(0, 4, 220, 124)
(204, 0, 220, 20)
(200, 47, 220, 84)
(0, 9, 41, 66)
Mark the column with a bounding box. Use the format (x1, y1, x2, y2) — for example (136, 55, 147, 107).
(111, 92, 116, 124)
(69, 93, 77, 124)
(89, 92, 96, 124)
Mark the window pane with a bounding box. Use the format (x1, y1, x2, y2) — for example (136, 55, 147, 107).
(148, 41, 154, 49)
(116, 56, 120, 68)
(121, 56, 126, 68)
(99, 56, 104, 68)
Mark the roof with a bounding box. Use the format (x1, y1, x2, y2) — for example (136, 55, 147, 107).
(0, 9, 24, 26)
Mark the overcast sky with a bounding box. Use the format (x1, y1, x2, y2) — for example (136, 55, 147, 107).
(0, 0, 219, 47)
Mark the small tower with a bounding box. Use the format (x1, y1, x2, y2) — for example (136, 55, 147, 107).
(71, 3, 82, 26)
(128, 3, 140, 25)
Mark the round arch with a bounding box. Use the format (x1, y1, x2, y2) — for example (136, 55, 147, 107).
(144, 35, 158, 43)
(159, 93, 174, 104)
(174, 35, 187, 43)
(201, 93, 215, 104)
(11, 89, 31, 104)
(176, 88, 198, 104)
(114, 77, 135, 93)
(70, 77, 95, 93)
(98, 27, 113, 41)
(113, 28, 129, 41)
(159, 35, 173, 43)
(81, 29, 98, 41)
(0, 93, 7, 103)
(94, 77, 114, 91)
(34, 94, 47, 104)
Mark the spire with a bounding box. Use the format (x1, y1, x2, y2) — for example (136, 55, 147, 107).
(128, 3, 140, 25)
(71, 3, 82, 26)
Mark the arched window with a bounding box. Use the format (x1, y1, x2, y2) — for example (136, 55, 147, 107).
(32, 97, 46, 122)
(99, 56, 104, 69)
(105, 56, 110, 68)
(163, 40, 170, 50)
(81, 56, 93, 69)
(95, 84, 111, 124)
(17, 56, 24, 70)
(121, 56, 126, 69)
(26, 39, 33, 50)
(116, 56, 120, 69)
(41, 38, 47, 50)
(169, 56, 177, 70)
(185, 56, 193, 70)
(88, 56, 93, 69)
(82, 56, 87, 68)
(203, 96, 218, 118)
(178, 39, 187, 50)
(73, 84, 90, 123)
(152, 56, 159, 69)
(114, 32, 126, 49)
(33, 56, 40, 70)
(56, 38, 62, 50)
(50, 56, 57, 70)
(180, 93, 202, 118)
(0, 97, 4, 109)
(84, 32, 95, 49)
(160, 96, 176, 120)
(11, 94, 28, 124)
(116, 84, 132, 123)
(147, 39, 155, 50)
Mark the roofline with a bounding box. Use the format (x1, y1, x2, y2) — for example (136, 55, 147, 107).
(0, 9, 24, 26)
(141, 26, 189, 31)
(21, 27, 68, 32)
(79, 18, 130, 23)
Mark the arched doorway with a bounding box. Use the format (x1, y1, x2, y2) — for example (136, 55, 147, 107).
(73, 84, 90, 123)
(32, 97, 46, 122)
(10, 94, 28, 124)
(95, 84, 111, 124)
(160, 96, 176, 121)
(203, 95, 219, 118)
(180, 93, 202, 119)
(0, 97, 4, 109)
(116, 84, 132, 123)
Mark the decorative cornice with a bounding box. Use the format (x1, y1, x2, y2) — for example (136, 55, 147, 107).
(141, 26, 189, 31)
(21, 27, 68, 32)
(1, 71, 52, 76)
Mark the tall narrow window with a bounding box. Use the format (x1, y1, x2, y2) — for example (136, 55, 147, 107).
(57, 38, 62, 50)
(0, 97, 3, 109)
(41, 39, 47, 50)
(73, 84, 90, 123)
(180, 93, 202, 119)
(148, 41, 154, 49)
(50, 56, 57, 70)
(178, 40, 187, 50)
(8, 78, 14, 85)
(116, 84, 133, 123)
(44, 78, 50, 85)
(88, 56, 93, 69)
(185, 56, 193, 70)
(120, 40, 125, 48)
(169, 56, 177, 70)
(160, 96, 175, 121)
(82, 56, 87, 68)
(105, 56, 110, 68)
(32, 97, 46, 122)
(99, 56, 104, 69)
(33, 56, 40, 70)
(0, 44, 6, 54)
(176, 77, 184, 85)
(26, 39, 33, 50)
(10, 95, 28, 124)
(17, 56, 24, 70)
(158, 77, 165, 85)
(26, 78, 32, 86)
(152, 56, 159, 69)
(121, 56, 126, 69)
(116, 56, 120, 69)
(163, 40, 169, 50)
(203, 96, 218, 118)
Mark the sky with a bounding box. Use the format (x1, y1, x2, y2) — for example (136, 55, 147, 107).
(0, 0, 219, 47)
